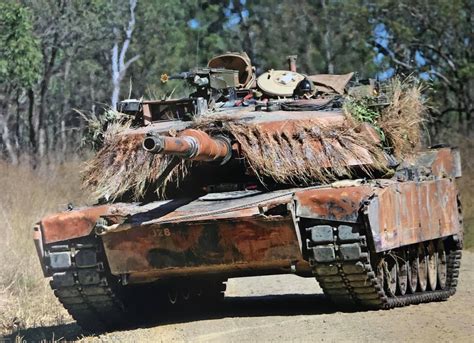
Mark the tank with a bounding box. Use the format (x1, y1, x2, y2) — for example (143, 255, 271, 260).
(33, 53, 463, 332)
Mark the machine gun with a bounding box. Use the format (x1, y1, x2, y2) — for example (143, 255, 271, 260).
(117, 68, 245, 124)
(161, 68, 240, 103)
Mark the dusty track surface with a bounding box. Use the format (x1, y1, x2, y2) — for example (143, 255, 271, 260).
(5, 251, 474, 342)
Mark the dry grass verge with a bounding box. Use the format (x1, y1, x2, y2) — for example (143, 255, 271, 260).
(0, 161, 90, 336)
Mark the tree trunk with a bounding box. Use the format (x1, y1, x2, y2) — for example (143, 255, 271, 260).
(111, 71, 121, 109)
(38, 28, 59, 158)
(27, 88, 37, 153)
(59, 59, 71, 160)
(1, 125, 18, 165)
(60, 119, 67, 158)
(110, 0, 139, 108)
(320, 0, 334, 74)
(234, 1, 255, 63)
(14, 90, 21, 154)
(0, 91, 19, 165)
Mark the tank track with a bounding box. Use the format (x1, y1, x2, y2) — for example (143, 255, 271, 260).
(307, 223, 462, 309)
(46, 237, 127, 332)
(45, 236, 227, 332)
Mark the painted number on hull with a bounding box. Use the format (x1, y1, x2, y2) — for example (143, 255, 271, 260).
(152, 228, 171, 237)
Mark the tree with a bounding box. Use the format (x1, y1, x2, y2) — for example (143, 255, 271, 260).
(0, 1, 40, 164)
(234, 0, 378, 75)
(0, 0, 471, 164)
(110, 0, 140, 108)
(366, 0, 473, 132)
(22, 0, 111, 159)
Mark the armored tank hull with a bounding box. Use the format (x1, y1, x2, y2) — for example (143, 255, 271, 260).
(33, 54, 463, 331)
(34, 146, 463, 331)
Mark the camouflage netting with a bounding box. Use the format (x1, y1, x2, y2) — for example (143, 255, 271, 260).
(378, 78, 426, 156)
(82, 78, 426, 201)
(82, 121, 188, 201)
(344, 77, 426, 156)
(225, 121, 387, 185)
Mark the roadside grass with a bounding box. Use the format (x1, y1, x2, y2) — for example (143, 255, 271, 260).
(0, 135, 472, 337)
(0, 161, 90, 336)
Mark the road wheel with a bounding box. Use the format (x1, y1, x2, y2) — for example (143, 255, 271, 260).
(417, 243, 428, 292)
(397, 250, 408, 295)
(427, 241, 438, 290)
(384, 255, 397, 296)
(407, 247, 418, 293)
(437, 240, 448, 289)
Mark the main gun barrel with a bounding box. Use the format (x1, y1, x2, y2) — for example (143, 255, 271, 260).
(143, 129, 232, 162)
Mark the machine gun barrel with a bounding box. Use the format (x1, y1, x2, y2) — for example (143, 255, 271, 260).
(143, 129, 232, 162)
(168, 72, 195, 80)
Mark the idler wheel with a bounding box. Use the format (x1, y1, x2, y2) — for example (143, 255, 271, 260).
(397, 250, 408, 296)
(437, 240, 448, 290)
(384, 255, 398, 296)
(417, 243, 428, 292)
(407, 247, 419, 294)
(427, 241, 438, 291)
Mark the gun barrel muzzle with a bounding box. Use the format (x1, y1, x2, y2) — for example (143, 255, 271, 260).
(143, 129, 231, 162)
(143, 135, 195, 156)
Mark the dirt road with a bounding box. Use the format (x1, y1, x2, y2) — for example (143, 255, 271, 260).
(7, 251, 473, 342)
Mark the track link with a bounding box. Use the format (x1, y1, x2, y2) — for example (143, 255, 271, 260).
(307, 224, 461, 309)
(46, 237, 126, 332)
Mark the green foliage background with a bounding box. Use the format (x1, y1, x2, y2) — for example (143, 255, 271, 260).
(0, 0, 471, 160)
(0, 2, 41, 89)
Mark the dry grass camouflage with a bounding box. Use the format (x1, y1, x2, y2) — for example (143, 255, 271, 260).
(82, 77, 426, 201)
